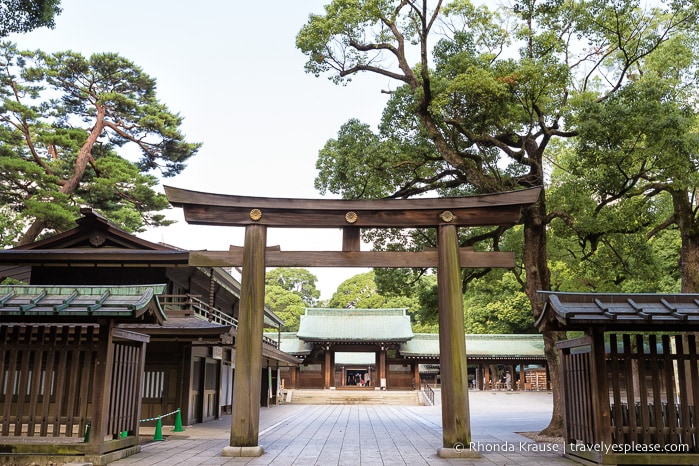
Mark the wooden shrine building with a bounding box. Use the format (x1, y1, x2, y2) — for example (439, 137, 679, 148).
(165, 185, 541, 458)
(538, 292, 699, 465)
(275, 309, 547, 392)
(0, 208, 298, 464)
(0, 285, 164, 465)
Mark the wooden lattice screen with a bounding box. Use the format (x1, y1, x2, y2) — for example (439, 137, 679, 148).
(560, 333, 699, 454)
(0, 324, 145, 444)
(0, 324, 98, 437)
(560, 343, 595, 444)
(108, 340, 146, 436)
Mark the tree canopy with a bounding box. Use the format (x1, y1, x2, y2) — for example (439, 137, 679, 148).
(265, 268, 321, 331)
(297, 0, 699, 436)
(265, 267, 320, 306)
(0, 42, 200, 245)
(0, 0, 62, 37)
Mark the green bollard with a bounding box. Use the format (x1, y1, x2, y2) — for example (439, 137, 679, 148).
(83, 422, 91, 443)
(172, 408, 184, 432)
(153, 416, 164, 441)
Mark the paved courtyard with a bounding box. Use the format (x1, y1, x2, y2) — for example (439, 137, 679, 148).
(118, 390, 574, 465)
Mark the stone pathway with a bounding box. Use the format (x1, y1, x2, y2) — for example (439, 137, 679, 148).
(115, 391, 575, 465)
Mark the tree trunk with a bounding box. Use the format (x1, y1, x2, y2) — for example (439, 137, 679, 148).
(17, 219, 47, 246)
(17, 107, 106, 245)
(680, 232, 699, 293)
(671, 189, 699, 293)
(521, 189, 564, 436)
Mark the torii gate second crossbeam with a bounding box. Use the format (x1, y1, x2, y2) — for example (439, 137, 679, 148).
(165, 185, 541, 459)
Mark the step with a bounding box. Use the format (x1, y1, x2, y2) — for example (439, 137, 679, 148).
(285, 390, 422, 406)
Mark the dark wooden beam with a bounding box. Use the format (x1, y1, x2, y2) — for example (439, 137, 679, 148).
(189, 249, 514, 268)
(342, 227, 361, 252)
(0, 249, 190, 265)
(165, 185, 541, 228)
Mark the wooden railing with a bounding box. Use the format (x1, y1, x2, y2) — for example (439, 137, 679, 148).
(159, 294, 238, 327)
(157, 294, 279, 349)
(422, 381, 435, 406)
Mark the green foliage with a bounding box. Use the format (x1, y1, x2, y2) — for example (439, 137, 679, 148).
(299, 0, 699, 300)
(0, 42, 200, 244)
(328, 271, 384, 308)
(264, 284, 306, 332)
(327, 270, 417, 310)
(464, 271, 535, 334)
(265, 268, 320, 306)
(0, 0, 61, 37)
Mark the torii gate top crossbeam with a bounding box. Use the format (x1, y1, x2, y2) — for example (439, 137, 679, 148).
(164, 186, 541, 228)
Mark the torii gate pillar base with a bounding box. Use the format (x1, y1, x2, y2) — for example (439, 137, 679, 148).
(437, 447, 481, 459)
(222, 446, 265, 457)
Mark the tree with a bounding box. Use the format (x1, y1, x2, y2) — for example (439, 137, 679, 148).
(329, 271, 385, 308)
(264, 284, 306, 332)
(297, 0, 698, 436)
(548, 146, 683, 293)
(265, 267, 321, 306)
(559, 44, 699, 292)
(0, 0, 61, 37)
(464, 271, 535, 334)
(328, 270, 417, 311)
(0, 43, 200, 245)
(264, 268, 321, 331)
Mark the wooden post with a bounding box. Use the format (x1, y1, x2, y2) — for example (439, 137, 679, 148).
(378, 348, 386, 389)
(413, 361, 420, 389)
(590, 330, 611, 445)
(437, 224, 477, 457)
(324, 347, 332, 389)
(90, 324, 115, 452)
(224, 224, 266, 457)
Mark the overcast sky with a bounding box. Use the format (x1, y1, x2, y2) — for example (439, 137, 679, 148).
(9, 1, 392, 298)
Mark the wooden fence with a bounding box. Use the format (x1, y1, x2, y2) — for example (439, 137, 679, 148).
(0, 323, 147, 456)
(560, 332, 699, 464)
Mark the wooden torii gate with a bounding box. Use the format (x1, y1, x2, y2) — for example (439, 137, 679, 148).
(165, 185, 541, 458)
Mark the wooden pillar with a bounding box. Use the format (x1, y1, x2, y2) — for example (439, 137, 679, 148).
(225, 224, 266, 457)
(324, 347, 331, 389)
(378, 348, 386, 389)
(331, 351, 336, 387)
(437, 224, 474, 456)
(90, 324, 115, 450)
(413, 361, 420, 389)
(291, 366, 298, 389)
(591, 330, 612, 444)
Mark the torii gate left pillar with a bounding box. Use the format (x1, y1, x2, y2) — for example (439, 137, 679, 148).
(223, 224, 266, 456)
(164, 185, 541, 459)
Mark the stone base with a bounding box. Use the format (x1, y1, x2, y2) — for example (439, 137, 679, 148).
(1, 445, 140, 466)
(437, 447, 481, 459)
(222, 445, 265, 457)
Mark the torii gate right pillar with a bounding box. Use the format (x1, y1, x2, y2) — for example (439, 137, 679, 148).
(437, 224, 478, 458)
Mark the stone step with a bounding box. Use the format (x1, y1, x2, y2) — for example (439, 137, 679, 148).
(284, 390, 422, 406)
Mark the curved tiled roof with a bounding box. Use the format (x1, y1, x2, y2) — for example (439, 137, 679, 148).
(537, 292, 699, 330)
(399, 333, 545, 360)
(0, 284, 167, 323)
(296, 308, 413, 342)
(274, 329, 545, 361)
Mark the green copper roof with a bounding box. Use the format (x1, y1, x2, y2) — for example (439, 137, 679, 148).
(296, 308, 413, 342)
(275, 332, 313, 355)
(399, 333, 545, 360)
(0, 284, 167, 323)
